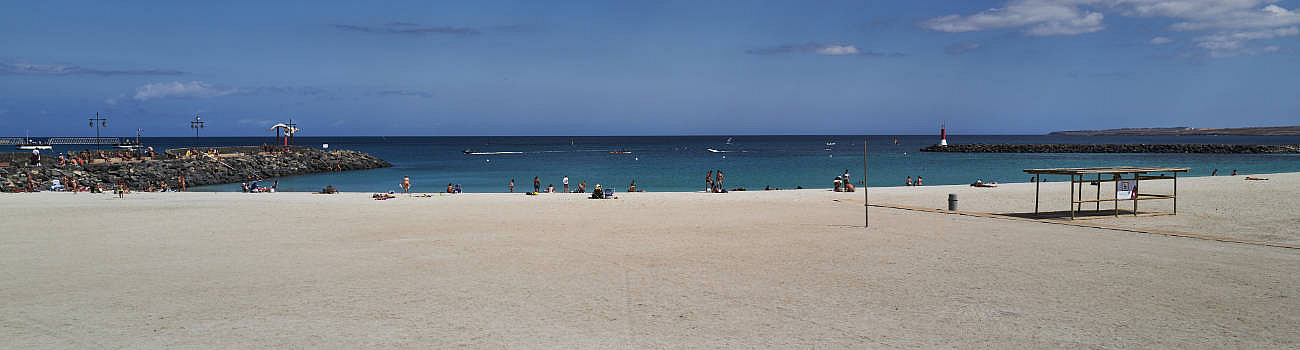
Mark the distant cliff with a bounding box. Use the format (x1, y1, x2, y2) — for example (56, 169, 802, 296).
(1, 146, 391, 192)
(921, 144, 1300, 153)
(1050, 126, 1300, 136)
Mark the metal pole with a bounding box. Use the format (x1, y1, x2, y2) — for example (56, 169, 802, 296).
(863, 140, 868, 228)
(1096, 173, 1101, 212)
(1173, 172, 1178, 214)
(1034, 174, 1040, 214)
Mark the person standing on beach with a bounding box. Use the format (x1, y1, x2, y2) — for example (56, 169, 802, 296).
(509, 179, 515, 192)
(842, 169, 850, 185)
(715, 170, 724, 192)
(906, 176, 912, 186)
(916, 176, 923, 186)
(706, 170, 713, 192)
(401, 176, 411, 194)
(533, 176, 541, 193)
(563, 175, 570, 193)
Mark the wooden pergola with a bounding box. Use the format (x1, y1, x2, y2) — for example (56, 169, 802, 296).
(1024, 166, 1190, 220)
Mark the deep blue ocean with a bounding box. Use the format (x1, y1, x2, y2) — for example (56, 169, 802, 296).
(40, 135, 1300, 192)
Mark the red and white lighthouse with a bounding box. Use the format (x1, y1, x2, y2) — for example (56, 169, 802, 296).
(939, 124, 948, 146)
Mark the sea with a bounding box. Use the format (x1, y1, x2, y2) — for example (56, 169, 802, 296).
(37, 135, 1300, 193)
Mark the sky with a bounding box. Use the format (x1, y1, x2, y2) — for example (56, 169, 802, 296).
(1, 0, 1298, 136)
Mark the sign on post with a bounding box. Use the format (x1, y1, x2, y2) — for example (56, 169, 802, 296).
(1116, 179, 1138, 200)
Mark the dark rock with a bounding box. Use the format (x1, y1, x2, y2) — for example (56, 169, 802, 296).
(1, 147, 392, 191)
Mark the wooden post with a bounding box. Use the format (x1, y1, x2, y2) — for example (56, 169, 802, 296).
(1077, 175, 1084, 212)
(1113, 174, 1119, 217)
(1069, 175, 1075, 220)
(863, 140, 868, 228)
(1095, 173, 1101, 212)
(1034, 174, 1040, 215)
(1133, 172, 1139, 217)
(1173, 172, 1178, 214)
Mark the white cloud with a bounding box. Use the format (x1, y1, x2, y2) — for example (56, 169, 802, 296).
(920, 0, 1106, 36)
(133, 81, 243, 101)
(921, 0, 1300, 58)
(815, 44, 861, 55)
(1196, 26, 1298, 56)
(237, 118, 274, 126)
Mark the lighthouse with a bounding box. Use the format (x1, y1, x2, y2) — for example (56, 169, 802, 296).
(939, 124, 948, 146)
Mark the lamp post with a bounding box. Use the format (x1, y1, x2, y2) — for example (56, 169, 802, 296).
(189, 114, 205, 146)
(285, 118, 297, 146)
(135, 128, 144, 157)
(88, 112, 108, 150)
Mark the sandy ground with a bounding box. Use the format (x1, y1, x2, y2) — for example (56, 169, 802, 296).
(1, 174, 1298, 348)
(870, 171, 1300, 245)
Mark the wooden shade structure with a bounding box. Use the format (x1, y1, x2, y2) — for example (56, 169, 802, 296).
(1024, 166, 1190, 220)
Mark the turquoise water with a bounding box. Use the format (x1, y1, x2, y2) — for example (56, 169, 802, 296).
(86, 135, 1300, 192)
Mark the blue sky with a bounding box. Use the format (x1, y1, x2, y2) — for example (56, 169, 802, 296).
(2, 0, 1298, 136)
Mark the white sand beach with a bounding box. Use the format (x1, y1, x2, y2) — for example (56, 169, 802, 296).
(2, 173, 1298, 348)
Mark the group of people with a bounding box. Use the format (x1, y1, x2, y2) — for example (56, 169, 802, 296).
(26, 148, 160, 168)
(241, 178, 278, 193)
(833, 169, 856, 192)
(511, 176, 601, 194)
(705, 170, 725, 192)
(397, 175, 466, 194)
(905, 176, 924, 186)
(1210, 169, 1238, 176)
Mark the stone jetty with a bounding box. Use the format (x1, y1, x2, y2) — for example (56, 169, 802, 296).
(1, 146, 391, 192)
(920, 144, 1300, 153)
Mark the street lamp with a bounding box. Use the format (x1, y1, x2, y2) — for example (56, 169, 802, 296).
(189, 114, 205, 146)
(89, 112, 108, 150)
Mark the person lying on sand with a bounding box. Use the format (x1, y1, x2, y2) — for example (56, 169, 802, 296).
(1244, 177, 1269, 181)
(372, 193, 395, 200)
(970, 179, 998, 188)
(318, 185, 339, 194)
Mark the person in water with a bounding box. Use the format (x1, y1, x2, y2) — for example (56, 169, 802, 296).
(509, 179, 515, 192)
(563, 176, 570, 193)
(533, 176, 541, 193)
(906, 176, 912, 186)
(916, 176, 923, 186)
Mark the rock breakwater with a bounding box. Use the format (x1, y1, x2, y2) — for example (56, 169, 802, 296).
(1, 147, 391, 192)
(920, 144, 1300, 153)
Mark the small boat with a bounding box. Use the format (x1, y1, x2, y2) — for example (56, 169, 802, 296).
(725, 137, 734, 145)
(114, 140, 142, 150)
(464, 149, 523, 155)
(609, 151, 632, 154)
(825, 141, 836, 146)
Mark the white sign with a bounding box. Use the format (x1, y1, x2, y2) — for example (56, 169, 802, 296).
(1116, 179, 1138, 200)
